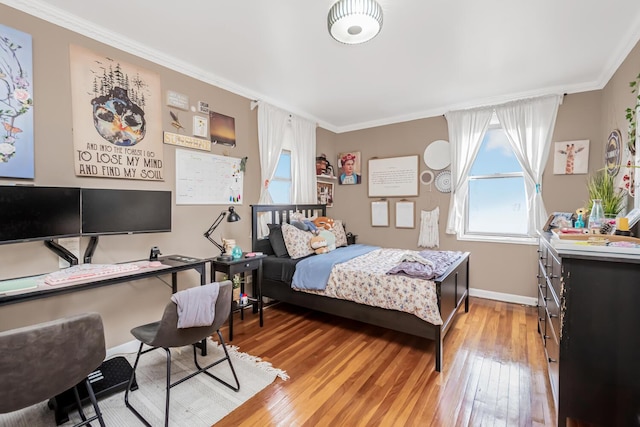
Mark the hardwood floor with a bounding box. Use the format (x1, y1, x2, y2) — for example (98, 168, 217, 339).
(215, 297, 556, 426)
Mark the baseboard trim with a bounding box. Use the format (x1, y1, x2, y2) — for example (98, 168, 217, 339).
(469, 287, 537, 306)
(106, 340, 141, 359)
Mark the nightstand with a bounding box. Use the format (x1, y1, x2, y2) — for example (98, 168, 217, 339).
(209, 254, 266, 340)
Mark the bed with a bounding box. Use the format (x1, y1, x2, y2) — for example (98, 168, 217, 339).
(251, 204, 470, 372)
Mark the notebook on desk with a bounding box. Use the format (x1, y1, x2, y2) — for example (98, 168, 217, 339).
(0, 276, 40, 294)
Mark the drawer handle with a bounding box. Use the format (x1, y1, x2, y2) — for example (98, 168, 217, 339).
(543, 335, 550, 339)
(245, 263, 250, 268)
(548, 357, 557, 363)
(549, 313, 559, 318)
(549, 274, 557, 279)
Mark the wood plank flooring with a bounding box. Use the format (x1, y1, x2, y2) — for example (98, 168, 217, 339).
(214, 297, 556, 426)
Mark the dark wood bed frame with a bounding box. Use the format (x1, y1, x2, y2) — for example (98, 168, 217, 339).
(251, 204, 470, 372)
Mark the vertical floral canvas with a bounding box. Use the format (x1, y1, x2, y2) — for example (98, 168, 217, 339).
(69, 44, 163, 181)
(0, 24, 34, 179)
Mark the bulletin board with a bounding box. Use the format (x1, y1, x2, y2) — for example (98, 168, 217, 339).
(175, 149, 244, 205)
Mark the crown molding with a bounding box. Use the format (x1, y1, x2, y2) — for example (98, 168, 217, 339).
(1, 0, 331, 130)
(3, 0, 639, 135)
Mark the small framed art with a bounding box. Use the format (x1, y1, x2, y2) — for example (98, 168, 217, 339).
(553, 140, 589, 175)
(317, 181, 334, 207)
(395, 201, 415, 228)
(371, 200, 389, 227)
(193, 115, 209, 138)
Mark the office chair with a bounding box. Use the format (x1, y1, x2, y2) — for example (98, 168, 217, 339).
(0, 312, 106, 427)
(124, 280, 238, 426)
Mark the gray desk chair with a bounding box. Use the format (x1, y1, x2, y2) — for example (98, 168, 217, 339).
(0, 312, 106, 427)
(124, 280, 238, 427)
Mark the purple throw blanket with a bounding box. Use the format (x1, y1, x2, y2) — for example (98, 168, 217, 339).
(386, 250, 463, 280)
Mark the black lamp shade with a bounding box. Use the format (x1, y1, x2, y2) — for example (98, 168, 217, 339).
(227, 207, 241, 222)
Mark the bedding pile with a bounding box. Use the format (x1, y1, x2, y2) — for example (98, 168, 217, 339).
(387, 249, 464, 280)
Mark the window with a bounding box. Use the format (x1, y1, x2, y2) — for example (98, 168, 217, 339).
(269, 150, 291, 203)
(465, 127, 528, 237)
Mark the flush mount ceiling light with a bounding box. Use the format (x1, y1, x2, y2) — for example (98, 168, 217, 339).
(328, 0, 383, 45)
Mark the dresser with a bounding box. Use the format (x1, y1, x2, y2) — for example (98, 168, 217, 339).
(537, 232, 640, 427)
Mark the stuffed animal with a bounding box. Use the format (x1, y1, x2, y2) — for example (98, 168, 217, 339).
(318, 229, 336, 251)
(309, 234, 329, 254)
(314, 216, 335, 230)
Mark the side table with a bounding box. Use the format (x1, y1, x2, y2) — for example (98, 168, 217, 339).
(210, 254, 266, 340)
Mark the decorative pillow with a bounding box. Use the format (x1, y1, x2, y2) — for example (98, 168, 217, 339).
(331, 219, 348, 247)
(267, 224, 289, 258)
(318, 229, 337, 251)
(281, 223, 314, 259)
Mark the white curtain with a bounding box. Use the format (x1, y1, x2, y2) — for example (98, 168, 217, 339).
(290, 116, 317, 204)
(494, 95, 562, 234)
(444, 107, 493, 234)
(256, 103, 289, 237)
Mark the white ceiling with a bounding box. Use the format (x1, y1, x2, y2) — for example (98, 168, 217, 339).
(4, 0, 640, 133)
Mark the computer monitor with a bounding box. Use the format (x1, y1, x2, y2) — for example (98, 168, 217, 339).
(0, 186, 81, 244)
(81, 188, 172, 235)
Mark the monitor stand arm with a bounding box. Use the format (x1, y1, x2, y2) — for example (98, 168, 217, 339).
(44, 239, 79, 266)
(83, 236, 99, 264)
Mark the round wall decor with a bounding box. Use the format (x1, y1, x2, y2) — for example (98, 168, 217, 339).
(606, 129, 622, 176)
(435, 170, 452, 193)
(420, 170, 434, 185)
(423, 140, 451, 170)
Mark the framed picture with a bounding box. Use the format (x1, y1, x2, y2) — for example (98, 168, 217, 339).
(554, 140, 589, 175)
(395, 201, 415, 228)
(337, 151, 362, 185)
(209, 111, 236, 147)
(543, 212, 574, 231)
(193, 115, 209, 138)
(368, 155, 419, 197)
(371, 200, 389, 227)
(317, 181, 334, 207)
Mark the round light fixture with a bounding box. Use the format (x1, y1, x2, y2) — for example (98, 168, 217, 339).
(328, 0, 383, 45)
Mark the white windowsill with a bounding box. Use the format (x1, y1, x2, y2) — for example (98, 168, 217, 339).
(456, 233, 538, 245)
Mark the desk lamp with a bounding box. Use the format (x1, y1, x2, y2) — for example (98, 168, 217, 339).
(204, 206, 241, 261)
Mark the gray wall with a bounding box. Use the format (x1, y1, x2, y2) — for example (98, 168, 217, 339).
(1, 3, 639, 349)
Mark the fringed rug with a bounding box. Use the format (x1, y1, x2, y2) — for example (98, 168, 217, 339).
(0, 338, 288, 427)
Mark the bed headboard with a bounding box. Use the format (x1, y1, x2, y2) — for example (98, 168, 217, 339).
(251, 204, 327, 254)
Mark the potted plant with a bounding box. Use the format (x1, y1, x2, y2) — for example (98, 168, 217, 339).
(585, 170, 626, 219)
(222, 274, 242, 301)
(232, 274, 242, 302)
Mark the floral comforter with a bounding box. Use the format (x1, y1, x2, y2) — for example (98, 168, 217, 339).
(295, 248, 445, 325)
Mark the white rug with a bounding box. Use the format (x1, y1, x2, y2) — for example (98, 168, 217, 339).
(0, 338, 288, 427)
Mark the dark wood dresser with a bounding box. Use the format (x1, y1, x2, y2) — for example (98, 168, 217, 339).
(537, 232, 640, 427)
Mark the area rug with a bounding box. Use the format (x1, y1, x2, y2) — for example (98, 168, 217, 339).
(0, 338, 288, 427)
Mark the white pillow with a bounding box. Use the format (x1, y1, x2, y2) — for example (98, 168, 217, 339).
(281, 223, 314, 259)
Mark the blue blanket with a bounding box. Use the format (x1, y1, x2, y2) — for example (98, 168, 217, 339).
(292, 244, 379, 290)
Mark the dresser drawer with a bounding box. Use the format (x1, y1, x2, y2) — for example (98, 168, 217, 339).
(548, 251, 562, 302)
(537, 285, 547, 341)
(545, 309, 559, 406)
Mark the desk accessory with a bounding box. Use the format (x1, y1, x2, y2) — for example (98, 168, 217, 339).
(149, 246, 162, 261)
(204, 206, 241, 261)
